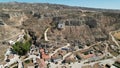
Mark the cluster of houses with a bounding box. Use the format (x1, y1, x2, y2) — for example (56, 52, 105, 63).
(0, 21, 118, 68)
(23, 44, 50, 68)
(0, 37, 118, 68)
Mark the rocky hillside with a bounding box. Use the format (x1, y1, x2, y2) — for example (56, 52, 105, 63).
(0, 2, 120, 45)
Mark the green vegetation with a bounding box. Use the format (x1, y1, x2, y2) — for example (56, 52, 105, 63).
(25, 60, 30, 64)
(12, 40, 31, 56)
(113, 61, 120, 68)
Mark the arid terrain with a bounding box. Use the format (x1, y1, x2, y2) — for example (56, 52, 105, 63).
(0, 2, 120, 68)
(0, 2, 120, 43)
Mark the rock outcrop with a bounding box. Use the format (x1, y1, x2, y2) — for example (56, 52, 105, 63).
(0, 3, 120, 45)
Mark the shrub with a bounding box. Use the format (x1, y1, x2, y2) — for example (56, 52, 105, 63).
(25, 60, 30, 64)
(12, 40, 31, 56)
(113, 62, 120, 68)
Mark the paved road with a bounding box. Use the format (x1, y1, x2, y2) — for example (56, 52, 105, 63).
(58, 52, 72, 64)
(74, 42, 101, 53)
(4, 55, 19, 67)
(82, 58, 115, 67)
(49, 43, 70, 57)
(24, 55, 40, 62)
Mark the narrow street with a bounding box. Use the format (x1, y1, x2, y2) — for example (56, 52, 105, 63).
(49, 43, 70, 57)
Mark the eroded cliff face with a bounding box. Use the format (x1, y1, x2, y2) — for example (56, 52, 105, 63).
(48, 12, 120, 44)
(0, 3, 120, 45)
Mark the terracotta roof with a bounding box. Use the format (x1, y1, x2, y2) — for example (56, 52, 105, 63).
(40, 48, 50, 60)
(42, 54, 50, 60)
(40, 49, 44, 52)
(40, 59, 46, 68)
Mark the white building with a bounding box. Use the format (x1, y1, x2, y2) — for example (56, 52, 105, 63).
(8, 40, 15, 45)
(58, 22, 65, 29)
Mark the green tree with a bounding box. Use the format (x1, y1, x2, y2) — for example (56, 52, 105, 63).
(12, 41, 31, 56)
(113, 61, 120, 68)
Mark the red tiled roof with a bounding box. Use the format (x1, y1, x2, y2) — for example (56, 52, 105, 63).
(40, 59, 46, 68)
(42, 54, 50, 60)
(40, 48, 50, 60)
(40, 49, 44, 52)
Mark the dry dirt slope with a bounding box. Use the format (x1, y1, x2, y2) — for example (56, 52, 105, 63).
(0, 3, 120, 45)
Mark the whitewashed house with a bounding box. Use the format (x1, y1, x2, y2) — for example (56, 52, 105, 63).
(58, 22, 65, 29)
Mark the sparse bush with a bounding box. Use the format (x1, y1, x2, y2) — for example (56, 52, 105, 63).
(25, 60, 30, 64)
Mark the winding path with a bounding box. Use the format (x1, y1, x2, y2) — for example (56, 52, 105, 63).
(109, 31, 120, 48)
(49, 43, 70, 57)
(44, 28, 49, 41)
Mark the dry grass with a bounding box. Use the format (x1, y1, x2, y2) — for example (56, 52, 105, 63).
(0, 44, 9, 64)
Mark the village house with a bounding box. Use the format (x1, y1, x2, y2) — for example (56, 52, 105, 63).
(40, 48, 50, 60)
(57, 22, 65, 29)
(4, 48, 14, 61)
